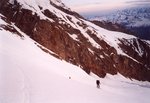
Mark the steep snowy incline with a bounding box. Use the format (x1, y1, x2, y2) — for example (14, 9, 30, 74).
(8, 0, 71, 20)
(1, 0, 150, 81)
(1, 15, 150, 103)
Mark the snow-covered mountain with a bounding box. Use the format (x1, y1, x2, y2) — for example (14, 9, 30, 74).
(1, 0, 150, 102)
(1, 12, 150, 103)
(90, 7, 150, 40)
(0, 0, 150, 102)
(0, 0, 150, 81)
(90, 7, 150, 27)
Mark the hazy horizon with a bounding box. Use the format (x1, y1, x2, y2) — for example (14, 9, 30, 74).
(62, 0, 150, 17)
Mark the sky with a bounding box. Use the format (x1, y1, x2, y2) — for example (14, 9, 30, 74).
(62, 0, 150, 16)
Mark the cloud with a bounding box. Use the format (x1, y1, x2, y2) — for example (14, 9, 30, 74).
(125, 0, 150, 4)
(125, 0, 150, 7)
(72, 2, 126, 13)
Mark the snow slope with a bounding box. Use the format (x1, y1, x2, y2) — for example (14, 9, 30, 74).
(1, 15, 150, 103)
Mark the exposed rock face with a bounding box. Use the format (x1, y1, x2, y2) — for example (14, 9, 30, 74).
(0, 0, 150, 81)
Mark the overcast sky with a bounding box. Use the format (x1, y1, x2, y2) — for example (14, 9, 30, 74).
(62, 0, 150, 14)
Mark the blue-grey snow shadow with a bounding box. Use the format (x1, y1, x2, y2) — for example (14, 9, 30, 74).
(121, 81, 150, 88)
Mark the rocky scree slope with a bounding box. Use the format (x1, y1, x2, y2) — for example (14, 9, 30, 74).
(0, 0, 150, 81)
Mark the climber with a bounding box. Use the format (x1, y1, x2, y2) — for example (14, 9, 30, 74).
(96, 80, 100, 88)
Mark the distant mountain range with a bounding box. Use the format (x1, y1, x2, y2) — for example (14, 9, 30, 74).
(89, 7, 150, 40)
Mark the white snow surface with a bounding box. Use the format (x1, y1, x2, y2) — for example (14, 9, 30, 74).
(1, 16, 150, 103)
(69, 33, 79, 41)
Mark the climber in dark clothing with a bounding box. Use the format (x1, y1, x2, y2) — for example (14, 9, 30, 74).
(96, 80, 100, 88)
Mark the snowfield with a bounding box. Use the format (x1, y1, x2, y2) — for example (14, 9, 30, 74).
(0, 17, 150, 103)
